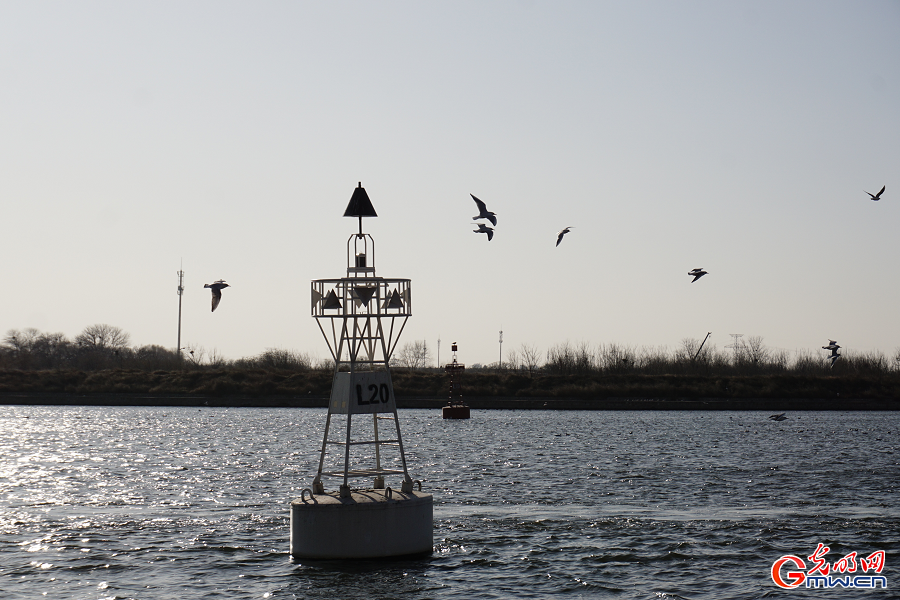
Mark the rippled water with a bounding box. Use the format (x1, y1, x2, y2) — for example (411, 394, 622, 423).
(0, 406, 897, 599)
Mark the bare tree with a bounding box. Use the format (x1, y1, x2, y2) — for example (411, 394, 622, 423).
(545, 341, 575, 375)
(30, 332, 71, 368)
(75, 324, 130, 350)
(206, 348, 226, 368)
(3, 328, 41, 352)
(183, 343, 206, 367)
(745, 336, 769, 366)
(574, 341, 595, 374)
(394, 340, 431, 370)
(2, 328, 71, 368)
(519, 343, 541, 376)
(770, 348, 789, 372)
(678, 337, 714, 368)
(597, 343, 637, 372)
(505, 349, 520, 371)
(637, 345, 670, 374)
(676, 337, 699, 363)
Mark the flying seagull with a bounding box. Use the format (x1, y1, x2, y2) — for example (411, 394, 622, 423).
(864, 185, 885, 201)
(471, 194, 497, 226)
(556, 226, 573, 247)
(822, 339, 841, 368)
(769, 413, 788, 422)
(688, 268, 708, 283)
(204, 280, 230, 312)
(473, 223, 494, 241)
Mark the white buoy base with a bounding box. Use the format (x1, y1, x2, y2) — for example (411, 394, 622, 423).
(290, 488, 433, 559)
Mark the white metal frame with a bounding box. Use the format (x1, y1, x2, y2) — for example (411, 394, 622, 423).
(311, 233, 414, 496)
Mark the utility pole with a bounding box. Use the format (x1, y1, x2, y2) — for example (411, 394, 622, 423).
(176, 266, 184, 359)
(437, 335, 441, 369)
(498, 328, 503, 370)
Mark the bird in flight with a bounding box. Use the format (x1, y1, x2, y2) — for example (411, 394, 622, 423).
(769, 413, 788, 422)
(688, 268, 708, 283)
(204, 280, 230, 312)
(822, 339, 841, 367)
(473, 223, 494, 241)
(822, 340, 840, 353)
(556, 227, 573, 247)
(471, 194, 497, 226)
(864, 185, 885, 201)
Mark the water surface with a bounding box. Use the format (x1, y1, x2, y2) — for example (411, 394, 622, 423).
(1, 407, 896, 599)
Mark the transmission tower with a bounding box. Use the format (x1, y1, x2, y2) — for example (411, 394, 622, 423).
(726, 333, 744, 359)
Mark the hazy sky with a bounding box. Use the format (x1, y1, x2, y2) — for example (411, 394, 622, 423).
(2, 1, 898, 366)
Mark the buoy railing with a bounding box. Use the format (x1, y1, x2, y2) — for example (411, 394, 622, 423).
(319, 468, 405, 478)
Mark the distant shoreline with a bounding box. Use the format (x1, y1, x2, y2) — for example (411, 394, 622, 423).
(0, 392, 896, 411)
(2, 368, 899, 410)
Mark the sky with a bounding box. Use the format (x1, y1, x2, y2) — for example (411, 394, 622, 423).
(2, 1, 898, 367)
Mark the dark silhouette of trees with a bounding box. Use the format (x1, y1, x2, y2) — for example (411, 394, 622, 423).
(519, 343, 541, 377)
(75, 324, 130, 350)
(71, 324, 131, 369)
(233, 348, 313, 370)
(2, 326, 899, 383)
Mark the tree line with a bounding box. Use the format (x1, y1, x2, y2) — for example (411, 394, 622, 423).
(3, 326, 899, 378)
(0, 325, 317, 372)
(364, 337, 900, 378)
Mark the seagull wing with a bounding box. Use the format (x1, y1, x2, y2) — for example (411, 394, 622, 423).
(210, 288, 223, 312)
(866, 186, 885, 200)
(556, 231, 565, 246)
(487, 213, 497, 226)
(486, 228, 493, 241)
(471, 194, 487, 216)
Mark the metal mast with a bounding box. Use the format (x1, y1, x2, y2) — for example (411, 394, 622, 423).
(176, 266, 184, 357)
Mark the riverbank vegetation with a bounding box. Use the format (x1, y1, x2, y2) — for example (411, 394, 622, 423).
(2, 326, 900, 401)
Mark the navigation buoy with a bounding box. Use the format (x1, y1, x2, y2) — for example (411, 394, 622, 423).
(442, 342, 470, 419)
(291, 183, 433, 559)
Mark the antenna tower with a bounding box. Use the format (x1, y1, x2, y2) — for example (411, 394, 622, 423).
(176, 266, 184, 357)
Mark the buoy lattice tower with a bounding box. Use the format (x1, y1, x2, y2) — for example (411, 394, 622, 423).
(291, 182, 432, 559)
(310, 182, 414, 496)
(442, 342, 469, 419)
